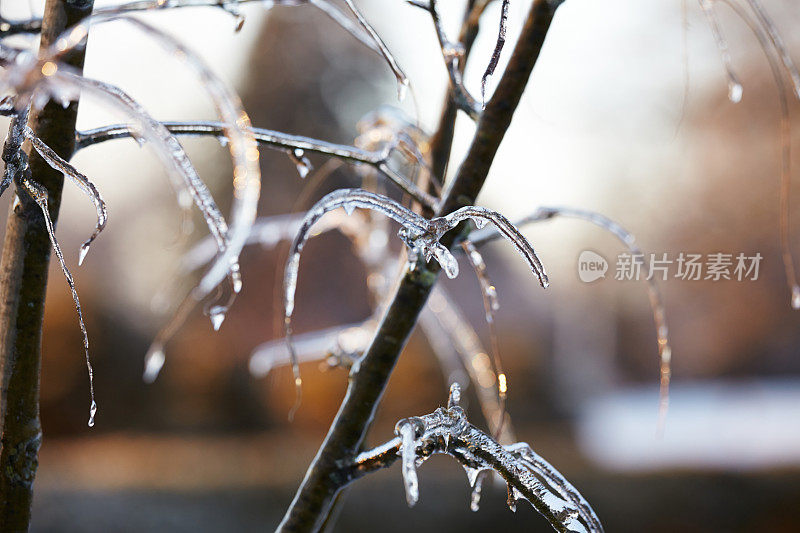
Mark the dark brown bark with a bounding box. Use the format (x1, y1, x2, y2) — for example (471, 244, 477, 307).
(278, 2, 560, 530)
(0, 1, 93, 529)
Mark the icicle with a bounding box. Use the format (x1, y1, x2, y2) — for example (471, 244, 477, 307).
(208, 305, 227, 331)
(88, 400, 97, 427)
(396, 418, 421, 507)
(143, 342, 165, 383)
(469, 470, 485, 511)
(25, 128, 107, 265)
(448, 382, 462, 408)
(19, 177, 96, 428)
(699, 0, 743, 103)
(381, 387, 603, 531)
(288, 148, 312, 178)
(481, 0, 510, 106)
(461, 240, 507, 440)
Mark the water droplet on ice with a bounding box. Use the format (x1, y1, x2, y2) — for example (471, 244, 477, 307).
(87, 400, 97, 427)
(397, 80, 409, 102)
(78, 243, 90, 266)
(290, 149, 311, 178)
(143, 344, 165, 383)
(728, 81, 743, 103)
(178, 190, 192, 210)
(209, 305, 227, 331)
(792, 285, 800, 309)
(472, 217, 488, 229)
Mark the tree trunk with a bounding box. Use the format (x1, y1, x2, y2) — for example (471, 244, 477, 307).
(0, 1, 93, 529)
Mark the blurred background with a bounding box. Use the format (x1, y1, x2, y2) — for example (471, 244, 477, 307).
(2, 0, 800, 530)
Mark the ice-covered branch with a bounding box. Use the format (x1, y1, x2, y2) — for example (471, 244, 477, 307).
(470, 206, 672, 427)
(1, 0, 410, 98)
(713, 0, 800, 313)
(24, 127, 107, 265)
(342, 0, 409, 99)
(75, 121, 438, 208)
(441, 206, 549, 287)
(280, 2, 559, 527)
(424, 285, 514, 443)
(283, 189, 549, 412)
(481, 0, 510, 105)
(412, 0, 482, 120)
(699, 0, 743, 103)
(17, 170, 97, 427)
(350, 384, 603, 533)
(48, 13, 262, 298)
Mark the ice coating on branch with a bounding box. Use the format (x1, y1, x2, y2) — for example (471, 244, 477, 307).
(25, 128, 107, 265)
(424, 286, 513, 442)
(381, 384, 603, 532)
(18, 177, 96, 427)
(713, 2, 800, 315)
(460, 239, 507, 441)
(43, 73, 234, 280)
(42, 13, 261, 298)
(699, 0, 743, 103)
(473, 205, 671, 429)
(283, 189, 431, 411)
(342, 0, 409, 100)
(248, 323, 366, 376)
(442, 206, 549, 288)
(461, 240, 499, 322)
(744, 0, 800, 99)
(283, 189, 549, 412)
(424, 0, 481, 119)
(481, 0, 510, 106)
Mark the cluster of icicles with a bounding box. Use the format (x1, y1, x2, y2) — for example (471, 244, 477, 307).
(355, 383, 604, 532)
